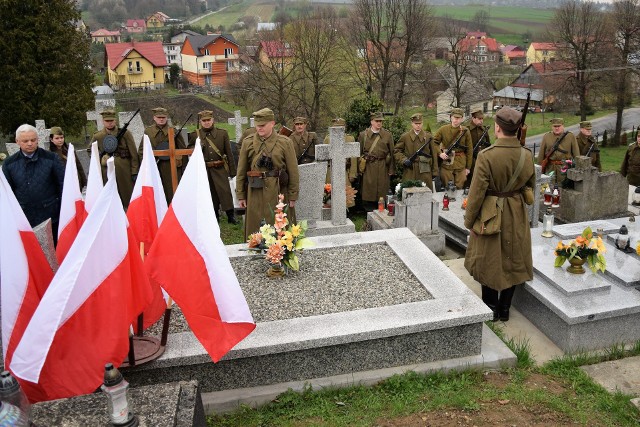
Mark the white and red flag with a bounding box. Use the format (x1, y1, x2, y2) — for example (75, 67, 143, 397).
(84, 141, 103, 214)
(145, 141, 255, 362)
(56, 143, 87, 264)
(127, 135, 168, 332)
(10, 158, 153, 402)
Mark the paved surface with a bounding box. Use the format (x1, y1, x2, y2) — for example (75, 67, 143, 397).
(580, 356, 640, 396)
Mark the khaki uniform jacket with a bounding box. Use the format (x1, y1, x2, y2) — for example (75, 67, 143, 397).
(576, 133, 601, 171)
(394, 130, 438, 189)
(433, 124, 473, 170)
(50, 143, 87, 191)
(323, 134, 357, 184)
(236, 131, 300, 239)
(141, 124, 186, 203)
(358, 128, 395, 202)
(621, 143, 640, 186)
(291, 131, 317, 164)
(93, 127, 139, 209)
(537, 131, 580, 182)
(189, 127, 236, 212)
(464, 137, 535, 291)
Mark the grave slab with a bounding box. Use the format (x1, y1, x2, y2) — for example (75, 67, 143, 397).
(580, 355, 640, 396)
(552, 220, 620, 240)
(296, 162, 328, 227)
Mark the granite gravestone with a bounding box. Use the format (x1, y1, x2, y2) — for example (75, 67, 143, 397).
(33, 219, 58, 272)
(120, 111, 145, 150)
(295, 162, 328, 228)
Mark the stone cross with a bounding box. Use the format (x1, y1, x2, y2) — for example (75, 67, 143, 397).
(86, 110, 104, 131)
(35, 120, 50, 149)
(315, 126, 360, 226)
(227, 110, 248, 142)
(86, 99, 115, 132)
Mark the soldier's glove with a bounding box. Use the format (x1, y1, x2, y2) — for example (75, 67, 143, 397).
(403, 158, 412, 168)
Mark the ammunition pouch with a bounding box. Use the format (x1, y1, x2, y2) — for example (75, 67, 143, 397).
(358, 157, 367, 174)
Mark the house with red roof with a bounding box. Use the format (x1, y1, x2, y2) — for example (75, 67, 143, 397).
(104, 41, 167, 90)
(90, 29, 121, 44)
(526, 42, 561, 65)
(125, 19, 146, 34)
(501, 45, 526, 66)
(147, 11, 170, 29)
(257, 40, 295, 68)
(181, 34, 240, 86)
(457, 33, 501, 64)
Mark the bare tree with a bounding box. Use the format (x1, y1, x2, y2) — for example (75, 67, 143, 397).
(548, 0, 608, 120)
(609, 0, 640, 143)
(440, 15, 473, 108)
(471, 10, 490, 33)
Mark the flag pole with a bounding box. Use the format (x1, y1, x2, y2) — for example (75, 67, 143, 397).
(136, 242, 145, 336)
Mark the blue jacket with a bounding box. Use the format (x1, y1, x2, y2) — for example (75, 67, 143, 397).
(3, 148, 65, 230)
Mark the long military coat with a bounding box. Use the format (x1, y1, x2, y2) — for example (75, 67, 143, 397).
(358, 128, 395, 202)
(433, 124, 473, 170)
(190, 127, 237, 212)
(141, 124, 186, 203)
(468, 123, 491, 173)
(290, 131, 318, 165)
(576, 132, 601, 171)
(537, 131, 580, 183)
(236, 132, 300, 239)
(464, 137, 535, 291)
(50, 142, 87, 190)
(93, 127, 139, 209)
(621, 143, 640, 186)
(394, 130, 438, 190)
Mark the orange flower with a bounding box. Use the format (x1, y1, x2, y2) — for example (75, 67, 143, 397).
(247, 232, 262, 248)
(575, 236, 587, 246)
(265, 242, 285, 264)
(324, 183, 331, 193)
(555, 241, 565, 250)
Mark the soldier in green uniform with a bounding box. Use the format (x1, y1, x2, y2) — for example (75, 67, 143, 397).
(621, 133, 640, 186)
(323, 117, 357, 185)
(576, 121, 601, 171)
(394, 113, 439, 191)
(49, 126, 87, 191)
(358, 111, 395, 211)
(435, 108, 473, 189)
(236, 108, 300, 239)
(290, 116, 317, 165)
(93, 109, 139, 209)
(466, 109, 491, 187)
(537, 118, 580, 183)
(140, 107, 186, 203)
(189, 110, 238, 224)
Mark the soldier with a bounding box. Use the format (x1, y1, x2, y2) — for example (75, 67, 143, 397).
(236, 108, 300, 239)
(435, 108, 473, 189)
(237, 126, 256, 153)
(537, 118, 580, 184)
(93, 109, 139, 209)
(141, 107, 186, 203)
(357, 111, 395, 211)
(576, 121, 601, 171)
(189, 110, 238, 224)
(323, 117, 357, 185)
(49, 126, 87, 191)
(394, 113, 439, 191)
(290, 116, 317, 165)
(467, 109, 491, 187)
(621, 133, 640, 186)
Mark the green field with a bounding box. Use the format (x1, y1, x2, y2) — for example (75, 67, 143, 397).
(192, 0, 275, 28)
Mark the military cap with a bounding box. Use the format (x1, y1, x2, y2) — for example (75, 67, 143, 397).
(471, 109, 484, 119)
(152, 107, 168, 117)
(101, 109, 117, 120)
(410, 113, 423, 123)
(253, 108, 275, 125)
(549, 117, 564, 125)
(293, 116, 308, 125)
(579, 121, 592, 129)
(198, 110, 214, 120)
(50, 126, 63, 136)
(494, 106, 522, 133)
(370, 111, 384, 121)
(332, 117, 346, 126)
(450, 108, 464, 118)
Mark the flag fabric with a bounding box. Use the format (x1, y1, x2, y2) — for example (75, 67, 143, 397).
(10, 158, 153, 402)
(0, 173, 53, 372)
(145, 141, 255, 362)
(84, 141, 103, 214)
(56, 144, 87, 264)
(127, 135, 168, 332)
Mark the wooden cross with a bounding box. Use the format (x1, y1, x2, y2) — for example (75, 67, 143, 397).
(151, 127, 194, 195)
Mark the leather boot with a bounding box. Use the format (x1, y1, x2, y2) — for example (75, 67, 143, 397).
(226, 209, 239, 225)
(481, 285, 499, 321)
(498, 286, 517, 321)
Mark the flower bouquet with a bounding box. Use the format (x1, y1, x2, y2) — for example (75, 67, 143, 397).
(247, 194, 314, 275)
(395, 180, 426, 202)
(323, 183, 331, 205)
(554, 226, 606, 274)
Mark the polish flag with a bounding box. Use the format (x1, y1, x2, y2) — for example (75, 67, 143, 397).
(145, 141, 255, 362)
(10, 158, 153, 402)
(84, 141, 103, 214)
(0, 173, 53, 372)
(56, 144, 87, 264)
(127, 135, 168, 332)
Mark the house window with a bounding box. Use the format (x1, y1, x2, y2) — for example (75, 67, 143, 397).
(483, 102, 488, 113)
(136, 61, 141, 72)
(226, 61, 237, 71)
(224, 48, 233, 58)
(478, 45, 486, 53)
(204, 49, 210, 55)
(168, 55, 176, 61)
(204, 75, 212, 85)
(543, 50, 548, 56)
(203, 62, 212, 71)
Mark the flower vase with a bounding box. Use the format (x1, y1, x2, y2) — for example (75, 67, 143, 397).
(267, 262, 286, 278)
(567, 257, 586, 274)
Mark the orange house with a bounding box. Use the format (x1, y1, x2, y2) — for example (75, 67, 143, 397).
(181, 34, 240, 86)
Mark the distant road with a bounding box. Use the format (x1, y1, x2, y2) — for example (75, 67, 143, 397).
(184, 5, 231, 25)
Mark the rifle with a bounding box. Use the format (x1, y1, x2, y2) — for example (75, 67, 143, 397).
(586, 136, 600, 157)
(279, 125, 293, 137)
(175, 113, 193, 138)
(297, 138, 314, 163)
(404, 137, 433, 166)
(540, 131, 568, 174)
(516, 92, 531, 146)
(472, 126, 490, 157)
(101, 108, 141, 155)
(442, 128, 468, 165)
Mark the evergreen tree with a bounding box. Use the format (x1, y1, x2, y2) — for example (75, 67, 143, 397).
(0, 0, 94, 136)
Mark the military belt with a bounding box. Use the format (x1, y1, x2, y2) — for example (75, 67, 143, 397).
(247, 170, 280, 178)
